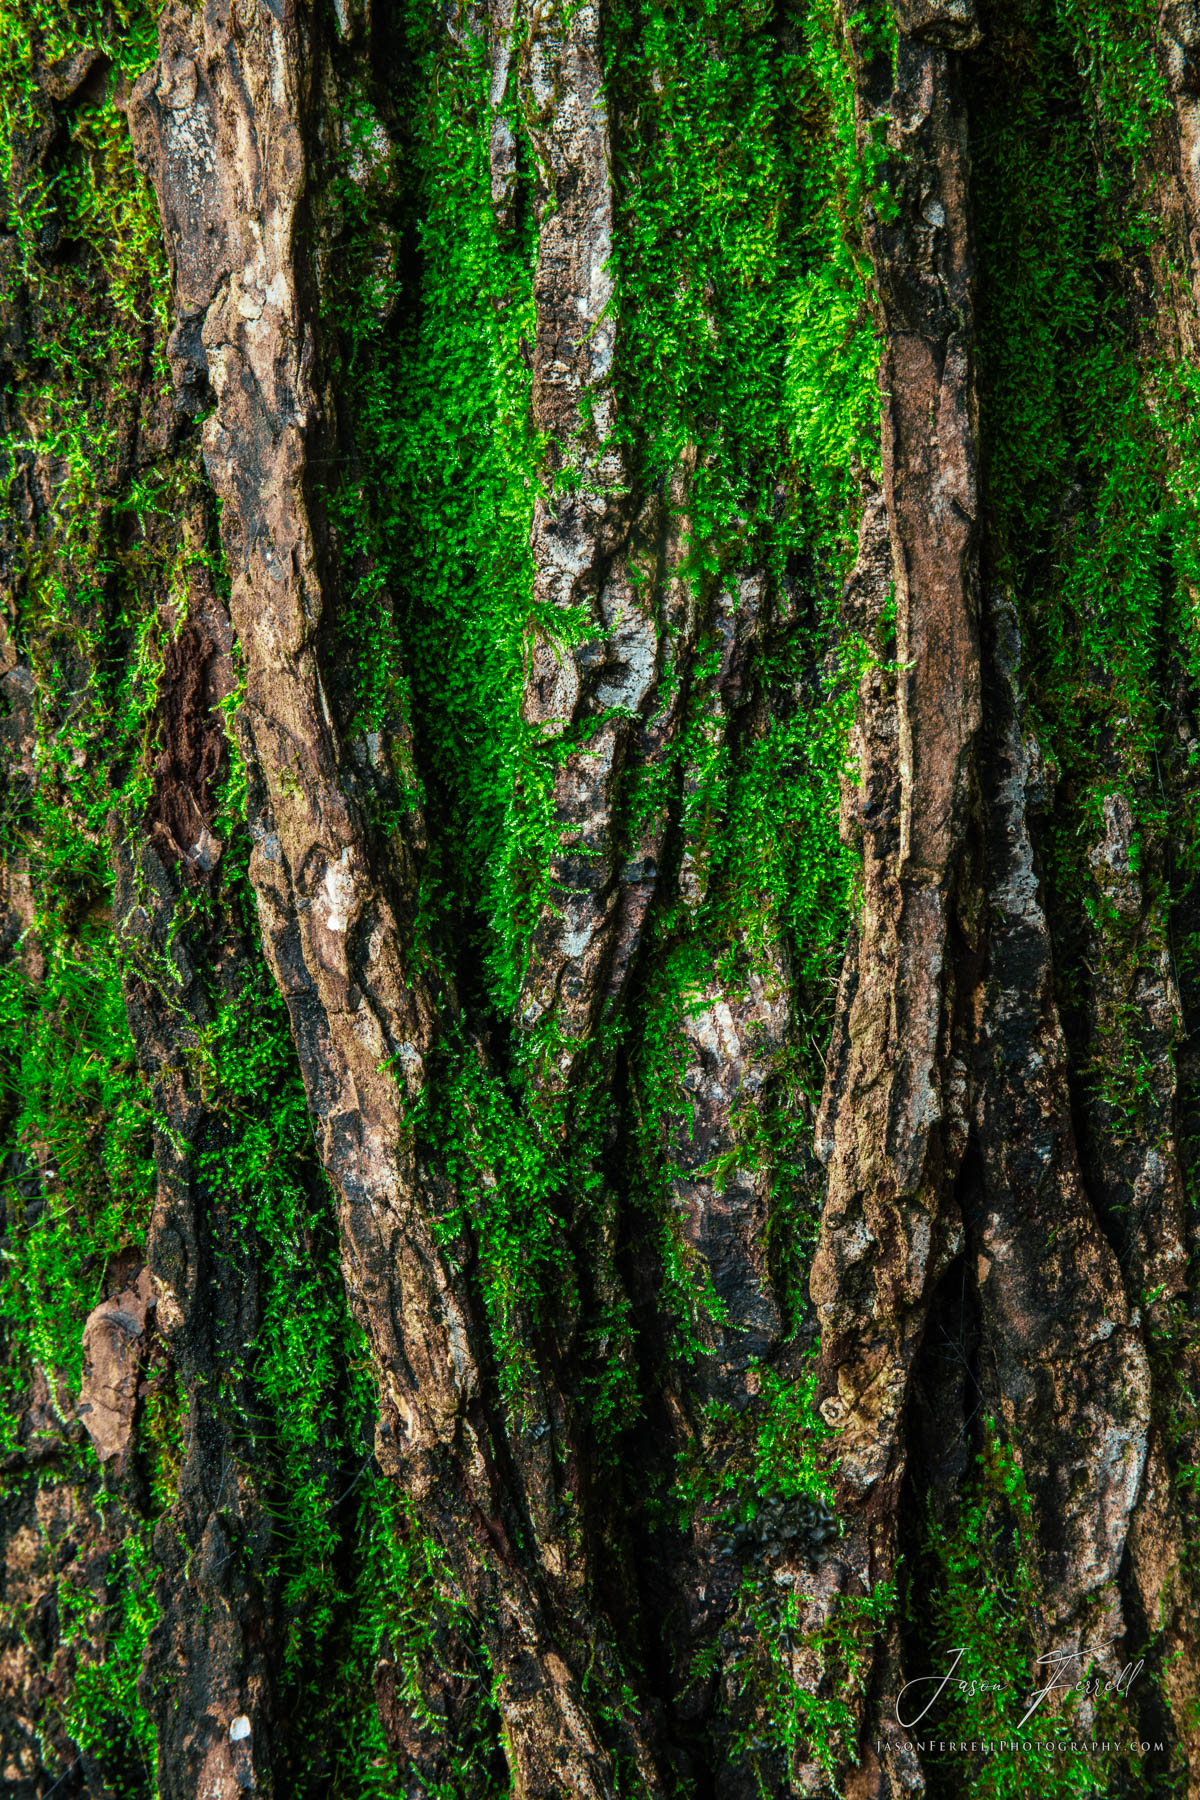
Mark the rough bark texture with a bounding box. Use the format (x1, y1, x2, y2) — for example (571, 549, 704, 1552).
(129, 7, 668, 1795)
(803, 22, 983, 1788)
(4, 0, 1200, 1797)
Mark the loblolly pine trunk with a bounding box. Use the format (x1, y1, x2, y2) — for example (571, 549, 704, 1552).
(2, 1, 1200, 1797)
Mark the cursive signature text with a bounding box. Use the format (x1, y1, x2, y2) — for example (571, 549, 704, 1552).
(895, 1646, 1144, 1731)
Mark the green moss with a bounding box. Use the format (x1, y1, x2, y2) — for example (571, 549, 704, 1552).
(607, 0, 873, 1267)
(908, 7, 1200, 1790)
(317, 7, 541, 1013)
(0, 8, 176, 1777)
(0, 5, 465, 1788)
(908, 1429, 1146, 1799)
(24, 0, 1186, 1790)
(59, 1520, 161, 1787)
(0, 922, 156, 1432)
(0, 0, 171, 1453)
(301, 12, 884, 1778)
(966, 0, 1184, 1143)
(590, 3, 873, 1629)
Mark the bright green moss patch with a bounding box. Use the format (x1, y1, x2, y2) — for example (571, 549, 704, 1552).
(59, 1519, 160, 1786)
(0, 922, 155, 1436)
(607, 0, 879, 559)
(0, 6, 180, 1783)
(606, 0, 873, 1365)
(0, 0, 170, 1437)
(596, 0, 885, 1763)
(319, 7, 542, 1013)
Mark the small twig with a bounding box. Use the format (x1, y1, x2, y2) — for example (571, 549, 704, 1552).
(212, 1447, 231, 1511)
(329, 1456, 374, 1512)
(1154, 748, 1190, 1040)
(42, 1757, 82, 1799)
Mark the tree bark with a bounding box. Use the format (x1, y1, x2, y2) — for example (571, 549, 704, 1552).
(2, 1, 1200, 1797)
